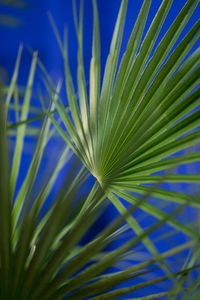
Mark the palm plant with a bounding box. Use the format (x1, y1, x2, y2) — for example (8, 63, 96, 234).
(1, 0, 200, 299)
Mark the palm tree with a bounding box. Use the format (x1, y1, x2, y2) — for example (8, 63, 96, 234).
(1, 0, 200, 299)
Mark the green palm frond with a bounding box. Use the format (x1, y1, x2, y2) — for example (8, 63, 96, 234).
(48, 0, 200, 234)
(1, 0, 200, 299)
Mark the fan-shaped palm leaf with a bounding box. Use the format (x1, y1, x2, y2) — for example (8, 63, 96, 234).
(48, 0, 200, 237)
(1, 0, 200, 299)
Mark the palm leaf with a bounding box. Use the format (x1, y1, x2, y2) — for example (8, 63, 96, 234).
(0, 100, 12, 297)
(1, 0, 200, 299)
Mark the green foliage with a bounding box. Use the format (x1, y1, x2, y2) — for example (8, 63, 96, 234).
(1, 0, 200, 299)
